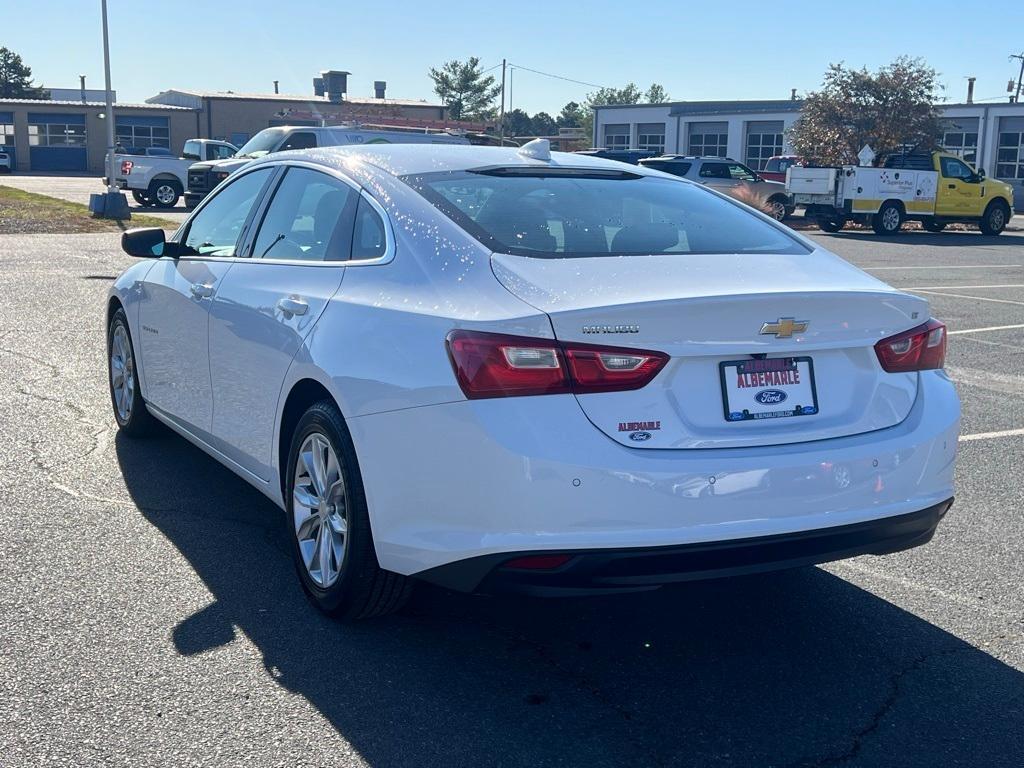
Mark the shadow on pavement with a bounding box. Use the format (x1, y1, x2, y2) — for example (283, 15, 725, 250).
(116, 431, 1024, 767)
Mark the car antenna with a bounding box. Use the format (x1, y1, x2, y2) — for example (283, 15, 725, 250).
(517, 138, 551, 162)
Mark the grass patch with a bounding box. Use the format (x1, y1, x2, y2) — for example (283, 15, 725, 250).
(0, 185, 174, 234)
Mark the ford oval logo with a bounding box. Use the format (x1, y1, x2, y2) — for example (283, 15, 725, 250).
(755, 389, 788, 405)
(629, 431, 652, 442)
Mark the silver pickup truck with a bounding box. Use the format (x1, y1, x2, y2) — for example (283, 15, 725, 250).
(112, 139, 237, 208)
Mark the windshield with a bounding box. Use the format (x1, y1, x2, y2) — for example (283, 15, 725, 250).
(235, 128, 287, 159)
(404, 169, 809, 258)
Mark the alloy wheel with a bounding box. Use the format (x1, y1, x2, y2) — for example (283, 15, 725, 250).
(292, 432, 348, 588)
(990, 208, 1006, 231)
(769, 200, 786, 221)
(882, 207, 900, 231)
(110, 323, 135, 422)
(155, 184, 176, 206)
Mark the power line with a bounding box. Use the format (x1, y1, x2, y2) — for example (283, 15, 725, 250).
(506, 63, 608, 90)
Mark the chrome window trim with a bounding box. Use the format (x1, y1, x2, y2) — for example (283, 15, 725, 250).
(172, 159, 395, 267)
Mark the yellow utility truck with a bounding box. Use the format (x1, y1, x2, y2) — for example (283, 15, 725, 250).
(787, 151, 1015, 235)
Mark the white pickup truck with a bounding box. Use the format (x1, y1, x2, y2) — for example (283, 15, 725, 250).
(185, 126, 469, 208)
(112, 139, 237, 208)
(787, 151, 1015, 235)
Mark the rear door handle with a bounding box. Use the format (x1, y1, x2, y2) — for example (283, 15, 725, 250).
(277, 296, 309, 316)
(190, 282, 214, 299)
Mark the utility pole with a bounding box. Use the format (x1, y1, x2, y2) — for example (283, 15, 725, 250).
(499, 59, 506, 145)
(1012, 53, 1024, 103)
(90, 0, 129, 218)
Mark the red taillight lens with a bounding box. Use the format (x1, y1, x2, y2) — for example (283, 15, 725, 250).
(874, 319, 946, 372)
(120, 159, 133, 175)
(563, 347, 669, 393)
(446, 330, 668, 399)
(446, 331, 567, 398)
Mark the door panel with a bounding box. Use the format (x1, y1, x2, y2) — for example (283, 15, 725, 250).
(139, 258, 234, 432)
(206, 164, 359, 480)
(136, 166, 277, 433)
(208, 263, 345, 479)
(936, 156, 979, 216)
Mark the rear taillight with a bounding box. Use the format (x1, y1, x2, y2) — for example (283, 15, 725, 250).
(874, 319, 946, 372)
(120, 159, 133, 175)
(446, 330, 668, 399)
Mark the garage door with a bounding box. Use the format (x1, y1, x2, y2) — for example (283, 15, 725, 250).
(28, 113, 88, 172)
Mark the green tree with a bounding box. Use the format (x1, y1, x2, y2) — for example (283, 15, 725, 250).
(644, 83, 670, 103)
(0, 47, 44, 99)
(556, 101, 586, 128)
(789, 57, 942, 165)
(531, 112, 557, 136)
(503, 108, 533, 137)
(428, 57, 501, 121)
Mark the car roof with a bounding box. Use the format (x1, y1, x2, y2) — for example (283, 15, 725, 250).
(248, 143, 667, 178)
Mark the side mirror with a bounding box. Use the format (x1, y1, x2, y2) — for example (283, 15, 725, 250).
(121, 227, 177, 258)
(977, 167, 986, 179)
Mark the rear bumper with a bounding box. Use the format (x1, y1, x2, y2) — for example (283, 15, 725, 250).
(417, 498, 952, 595)
(348, 370, 959, 580)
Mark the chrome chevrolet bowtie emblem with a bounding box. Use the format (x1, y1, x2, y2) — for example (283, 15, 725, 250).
(760, 317, 808, 338)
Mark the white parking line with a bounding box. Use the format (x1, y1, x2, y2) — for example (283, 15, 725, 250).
(908, 284, 1024, 290)
(867, 264, 1022, 270)
(948, 323, 1024, 336)
(959, 428, 1024, 442)
(909, 289, 1024, 306)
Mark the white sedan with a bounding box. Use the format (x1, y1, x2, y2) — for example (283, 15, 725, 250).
(107, 141, 959, 618)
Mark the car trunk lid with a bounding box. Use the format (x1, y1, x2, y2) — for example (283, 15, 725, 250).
(491, 250, 927, 449)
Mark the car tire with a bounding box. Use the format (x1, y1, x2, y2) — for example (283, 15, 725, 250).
(979, 201, 1009, 236)
(131, 190, 153, 207)
(818, 216, 846, 233)
(107, 308, 157, 437)
(767, 197, 788, 222)
(285, 401, 412, 619)
(148, 179, 181, 209)
(923, 220, 946, 233)
(872, 202, 904, 235)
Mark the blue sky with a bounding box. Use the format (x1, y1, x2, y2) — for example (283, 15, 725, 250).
(5, 0, 1024, 114)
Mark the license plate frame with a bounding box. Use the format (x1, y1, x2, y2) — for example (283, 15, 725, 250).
(719, 356, 819, 422)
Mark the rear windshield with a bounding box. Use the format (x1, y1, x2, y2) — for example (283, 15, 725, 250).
(404, 169, 808, 258)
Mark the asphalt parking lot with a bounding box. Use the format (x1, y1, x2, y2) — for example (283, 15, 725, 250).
(0, 228, 1022, 767)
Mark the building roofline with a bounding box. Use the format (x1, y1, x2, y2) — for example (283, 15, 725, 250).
(147, 89, 443, 109)
(0, 98, 196, 111)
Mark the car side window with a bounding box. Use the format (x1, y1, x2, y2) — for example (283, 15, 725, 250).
(699, 162, 730, 179)
(211, 144, 234, 160)
(941, 157, 972, 180)
(251, 167, 357, 261)
(182, 168, 274, 257)
(351, 196, 388, 260)
(727, 163, 758, 181)
(280, 132, 317, 152)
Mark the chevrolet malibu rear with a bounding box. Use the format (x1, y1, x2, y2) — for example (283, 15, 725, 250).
(108, 143, 959, 617)
(333, 145, 958, 598)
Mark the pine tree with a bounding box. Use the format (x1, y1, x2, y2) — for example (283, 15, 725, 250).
(0, 47, 44, 99)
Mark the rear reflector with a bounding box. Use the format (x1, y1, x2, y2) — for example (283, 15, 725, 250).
(446, 330, 668, 399)
(874, 319, 946, 372)
(502, 554, 573, 570)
